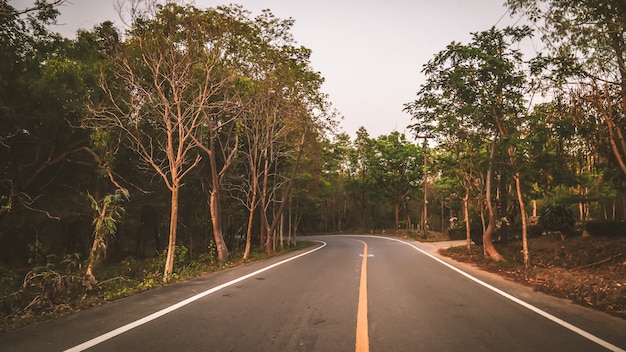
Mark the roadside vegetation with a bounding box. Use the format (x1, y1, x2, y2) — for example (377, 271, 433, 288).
(0, 242, 313, 332)
(2, 0, 626, 333)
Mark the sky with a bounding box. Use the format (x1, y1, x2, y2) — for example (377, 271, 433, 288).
(14, 0, 532, 140)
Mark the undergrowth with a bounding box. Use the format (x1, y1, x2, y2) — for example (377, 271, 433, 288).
(0, 241, 313, 332)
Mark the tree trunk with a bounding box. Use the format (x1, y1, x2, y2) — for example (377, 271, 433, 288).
(163, 185, 179, 283)
(260, 157, 270, 250)
(502, 133, 529, 266)
(613, 198, 617, 221)
(464, 190, 471, 253)
(288, 200, 293, 246)
(440, 197, 445, 235)
(210, 187, 228, 265)
(394, 201, 400, 230)
(422, 141, 428, 237)
(513, 172, 529, 268)
(206, 136, 229, 265)
(605, 30, 626, 175)
(243, 206, 254, 260)
(483, 137, 505, 262)
(243, 174, 258, 260)
(264, 127, 307, 254)
(404, 197, 411, 231)
(192, 123, 237, 266)
(85, 201, 108, 289)
(279, 212, 284, 248)
(85, 232, 103, 290)
(479, 196, 486, 234)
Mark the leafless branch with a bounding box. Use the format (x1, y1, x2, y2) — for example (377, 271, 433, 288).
(17, 194, 61, 220)
(0, 0, 66, 17)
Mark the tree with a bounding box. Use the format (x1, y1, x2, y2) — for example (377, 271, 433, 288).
(0, 0, 86, 220)
(230, 9, 331, 254)
(186, 5, 248, 266)
(346, 127, 377, 230)
(507, 0, 626, 175)
(319, 133, 351, 231)
(406, 27, 534, 263)
(0, 0, 118, 269)
(434, 135, 484, 251)
(84, 188, 128, 290)
(370, 132, 422, 230)
(227, 9, 300, 258)
(91, 3, 245, 282)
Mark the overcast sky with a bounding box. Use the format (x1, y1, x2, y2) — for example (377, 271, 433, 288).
(15, 0, 534, 139)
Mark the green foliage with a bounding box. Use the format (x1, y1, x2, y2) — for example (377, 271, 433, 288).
(406, 25, 533, 142)
(506, 0, 626, 201)
(173, 245, 190, 268)
(539, 202, 576, 235)
(447, 228, 463, 241)
(203, 241, 218, 266)
(89, 129, 113, 153)
(0, 0, 106, 268)
(88, 188, 129, 240)
(451, 220, 484, 243)
(102, 281, 134, 302)
(86, 188, 129, 280)
(60, 253, 83, 275)
(0, 266, 20, 298)
(27, 239, 45, 265)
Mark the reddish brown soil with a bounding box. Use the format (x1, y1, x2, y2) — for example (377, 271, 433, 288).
(439, 235, 626, 319)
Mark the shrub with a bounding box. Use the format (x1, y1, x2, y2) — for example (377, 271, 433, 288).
(447, 228, 464, 240)
(448, 221, 483, 242)
(539, 202, 576, 237)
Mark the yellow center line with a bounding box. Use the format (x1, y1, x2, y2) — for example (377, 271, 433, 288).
(355, 240, 369, 352)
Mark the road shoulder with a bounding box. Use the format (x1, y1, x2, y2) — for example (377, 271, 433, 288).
(414, 239, 626, 348)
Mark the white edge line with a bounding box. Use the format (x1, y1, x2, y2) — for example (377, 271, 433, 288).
(352, 235, 625, 352)
(64, 241, 327, 352)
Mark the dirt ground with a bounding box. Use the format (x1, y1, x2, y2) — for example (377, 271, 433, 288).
(439, 235, 626, 319)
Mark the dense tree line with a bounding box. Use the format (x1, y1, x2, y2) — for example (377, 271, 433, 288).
(0, 1, 425, 284)
(406, 0, 626, 266)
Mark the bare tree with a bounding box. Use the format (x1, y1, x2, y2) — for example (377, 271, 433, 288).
(225, 9, 334, 256)
(91, 2, 234, 282)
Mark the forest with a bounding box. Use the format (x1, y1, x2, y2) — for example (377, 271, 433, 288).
(1, 0, 626, 312)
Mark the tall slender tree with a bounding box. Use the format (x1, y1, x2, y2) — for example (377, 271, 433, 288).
(406, 26, 534, 263)
(91, 3, 246, 281)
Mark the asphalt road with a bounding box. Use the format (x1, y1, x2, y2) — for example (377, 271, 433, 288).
(1, 235, 625, 351)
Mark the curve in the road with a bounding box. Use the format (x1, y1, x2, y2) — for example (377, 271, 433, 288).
(352, 235, 625, 352)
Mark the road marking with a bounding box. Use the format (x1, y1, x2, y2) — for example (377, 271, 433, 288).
(63, 241, 327, 352)
(355, 240, 369, 352)
(356, 235, 626, 352)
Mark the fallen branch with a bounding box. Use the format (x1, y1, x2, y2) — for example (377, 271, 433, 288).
(95, 276, 131, 287)
(572, 253, 623, 270)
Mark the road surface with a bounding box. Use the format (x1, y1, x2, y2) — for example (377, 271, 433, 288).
(1, 235, 625, 351)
